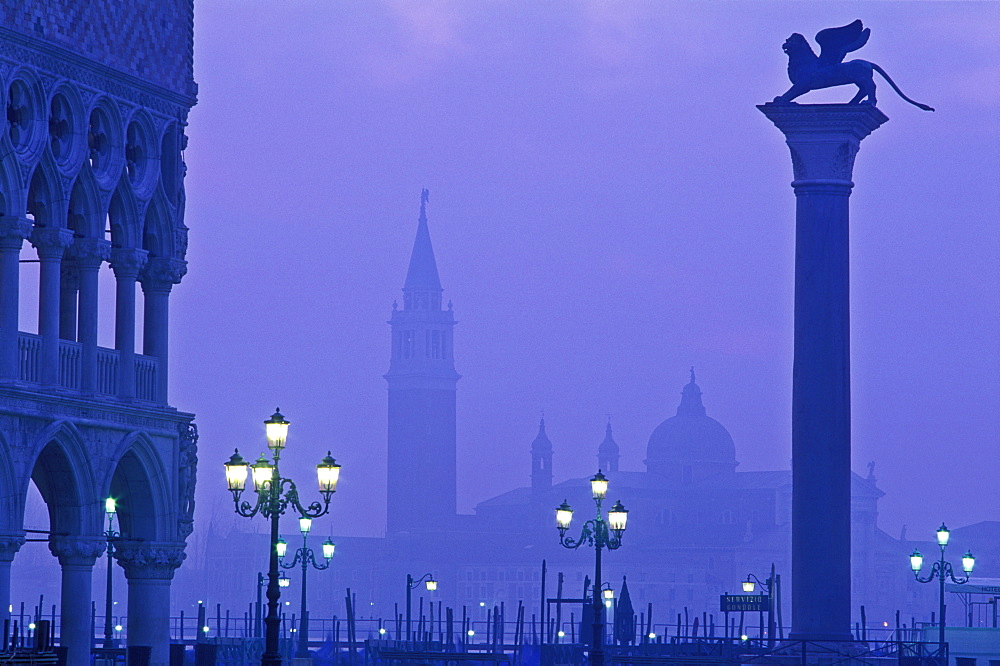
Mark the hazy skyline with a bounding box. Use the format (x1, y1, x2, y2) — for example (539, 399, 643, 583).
(157, 1, 997, 542)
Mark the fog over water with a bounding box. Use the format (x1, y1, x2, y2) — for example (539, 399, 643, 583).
(159, 1, 998, 549)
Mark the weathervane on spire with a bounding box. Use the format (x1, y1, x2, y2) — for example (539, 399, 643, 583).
(689, 366, 696, 384)
(420, 188, 430, 216)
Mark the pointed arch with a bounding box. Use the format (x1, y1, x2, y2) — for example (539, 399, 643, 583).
(142, 191, 172, 258)
(108, 176, 140, 249)
(25, 420, 100, 536)
(68, 166, 107, 240)
(0, 429, 20, 533)
(27, 157, 69, 229)
(105, 431, 173, 541)
(0, 150, 25, 217)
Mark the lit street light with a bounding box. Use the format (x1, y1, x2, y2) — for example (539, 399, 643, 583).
(555, 471, 629, 666)
(406, 573, 438, 642)
(279, 517, 334, 657)
(103, 497, 119, 649)
(742, 564, 777, 648)
(224, 409, 341, 666)
(910, 523, 975, 653)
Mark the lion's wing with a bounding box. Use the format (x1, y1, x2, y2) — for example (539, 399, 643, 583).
(816, 20, 870, 65)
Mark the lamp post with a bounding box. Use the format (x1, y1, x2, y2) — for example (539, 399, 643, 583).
(555, 471, 628, 666)
(278, 517, 335, 657)
(103, 497, 119, 649)
(224, 409, 342, 666)
(910, 523, 975, 653)
(406, 573, 437, 642)
(742, 564, 776, 648)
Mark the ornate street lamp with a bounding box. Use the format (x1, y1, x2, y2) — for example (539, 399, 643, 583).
(910, 523, 975, 653)
(555, 471, 628, 666)
(279, 517, 334, 657)
(103, 497, 119, 649)
(742, 566, 777, 648)
(406, 573, 438, 642)
(224, 409, 341, 666)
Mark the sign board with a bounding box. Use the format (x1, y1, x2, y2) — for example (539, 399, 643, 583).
(720, 594, 768, 613)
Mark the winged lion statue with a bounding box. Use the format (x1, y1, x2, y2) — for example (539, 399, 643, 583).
(771, 20, 933, 111)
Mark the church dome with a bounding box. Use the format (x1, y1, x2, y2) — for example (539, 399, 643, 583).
(645, 370, 737, 473)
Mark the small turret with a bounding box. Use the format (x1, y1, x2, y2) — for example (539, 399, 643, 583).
(598, 418, 620, 472)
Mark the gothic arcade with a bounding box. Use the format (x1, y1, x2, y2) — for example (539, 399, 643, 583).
(0, 5, 197, 666)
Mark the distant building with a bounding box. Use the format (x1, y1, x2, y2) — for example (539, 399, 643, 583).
(202, 198, 991, 638)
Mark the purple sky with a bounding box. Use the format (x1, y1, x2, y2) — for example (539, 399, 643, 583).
(176, 1, 998, 542)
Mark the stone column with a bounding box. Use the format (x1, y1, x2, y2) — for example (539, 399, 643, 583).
(49, 536, 105, 666)
(758, 103, 887, 642)
(140, 258, 186, 404)
(0, 533, 25, 624)
(30, 228, 75, 386)
(60, 260, 80, 341)
(70, 240, 111, 393)
(110, 248, 148, 399)
(116, 543, 186, 666)
(0, 216, 32, 380)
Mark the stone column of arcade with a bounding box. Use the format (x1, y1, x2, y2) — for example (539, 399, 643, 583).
(70, 239, 112, 393)
(49, 536, 105, 666)
(0, 534, 25, 624)
(0, 216, 32, 380)
(110, 248, 148, 399)
(30, 228, 75, 386)
(140, 258, 186, 404)
(59, 261, 80, 341)
(758, 104, 887, 642)
(115, 543, 186, 666)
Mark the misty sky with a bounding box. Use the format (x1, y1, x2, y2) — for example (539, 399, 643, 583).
(169, 1, 998, 543)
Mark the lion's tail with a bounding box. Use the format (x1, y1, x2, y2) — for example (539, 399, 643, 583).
(872, 63, 935, 111)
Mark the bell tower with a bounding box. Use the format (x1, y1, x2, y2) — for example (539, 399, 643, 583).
(385, 190, 460, 534)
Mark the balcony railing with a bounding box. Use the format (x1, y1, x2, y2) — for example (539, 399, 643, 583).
(16, 331, 159, 402)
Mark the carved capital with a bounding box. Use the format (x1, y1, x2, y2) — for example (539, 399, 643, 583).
(110, 248, 149, 279)
(0, 533, 26, 563)
(757, 103, 887, 183)
(30, 227, 76, 259)
(0, 216, 33, 250)
(115, 542, 186, 580)
(140, 257, 187, 290)
(49, 536, 106, 566)
(68, 238, 112, 268)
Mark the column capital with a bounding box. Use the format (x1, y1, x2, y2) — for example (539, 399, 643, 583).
(0, 216, 33, 250)
(140, 257, 187, 291)
(115, 542, 186, 581)
(68, 238, 112, 268)
(757, 103, 888, 183)
(30, 227, 76, 258)
(110, 247, 149, 279)
(0, 532, 25, 562)
(48, 535, 105, 567)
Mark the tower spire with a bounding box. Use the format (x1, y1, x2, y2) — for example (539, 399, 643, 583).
(403, 188, 442, 297)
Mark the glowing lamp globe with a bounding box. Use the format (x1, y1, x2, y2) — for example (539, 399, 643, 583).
(276, 537, 287, 558)
(317, 452, 341, 495)
(742, 580, 755, 593)
(608, 500, 629, 535)
(425, 578, 438, 592)
(224, 450, 249, 492)
(278, 573, 290, 588)
(936, 523, 950, 547)
(962, 551, 975, 574)
(590, 470, 609, 500)
(555, 501, 573, 532)
(105, 497, 116, 517)
(910, 550, 923, 572)
(251, 454, 273, 491)
(603, 588, 614, 600)
(322, 538, 335, 560)
(299, 517, 312, 535)
(264, 409, 289, 453)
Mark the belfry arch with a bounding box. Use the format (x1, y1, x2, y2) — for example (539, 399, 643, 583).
(0, 6, 197, 666)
